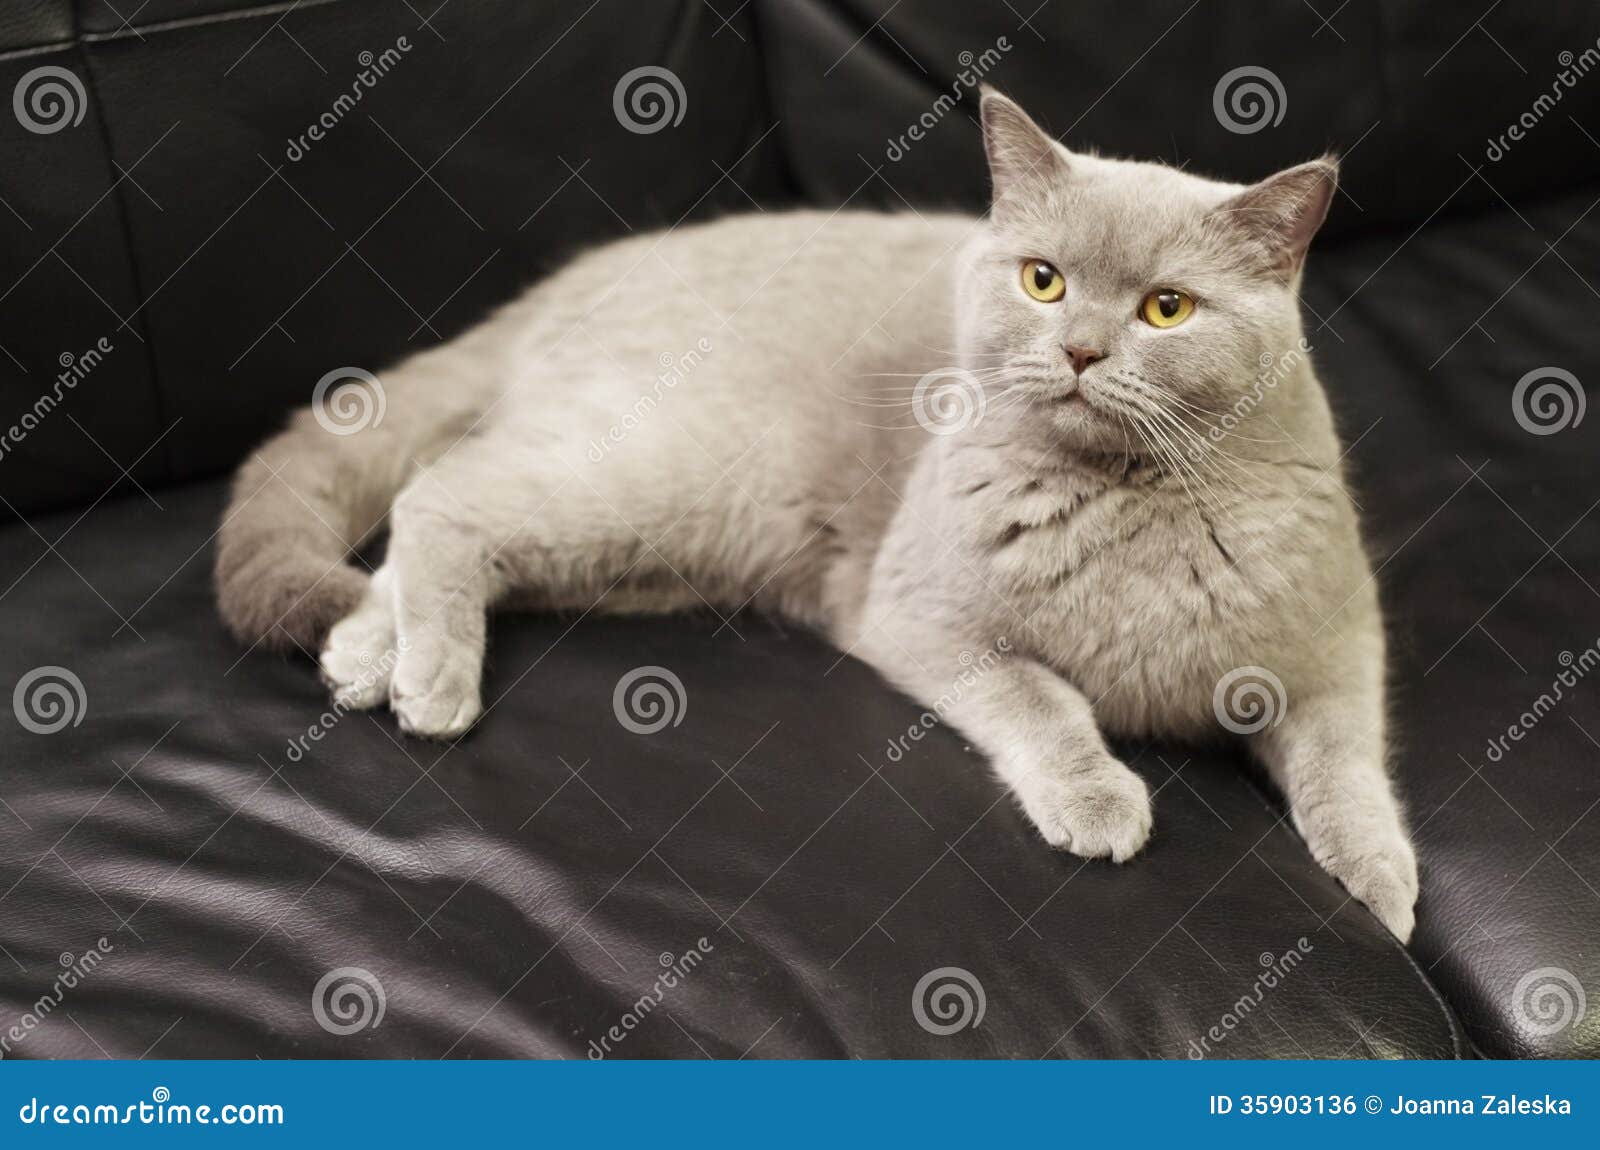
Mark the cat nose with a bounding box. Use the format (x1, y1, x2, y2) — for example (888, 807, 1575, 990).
(1062, 344, 1104, 375)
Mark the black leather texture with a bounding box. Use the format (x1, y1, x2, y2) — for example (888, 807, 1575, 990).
(1, 0, 1597, 1060)
(0, 479, 1469, 1059)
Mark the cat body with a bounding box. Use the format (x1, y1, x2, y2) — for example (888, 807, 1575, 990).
(216, 92, 1417, 940)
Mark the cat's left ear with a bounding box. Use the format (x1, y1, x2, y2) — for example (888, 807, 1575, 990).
(979, 87, 1069, 221)
(1213, 158, 1338, 277)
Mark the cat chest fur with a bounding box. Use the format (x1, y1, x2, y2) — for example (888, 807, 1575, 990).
(964, 467, 1273, 737)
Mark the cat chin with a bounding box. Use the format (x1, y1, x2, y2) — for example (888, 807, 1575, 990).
(1045, 402, 1128, 453)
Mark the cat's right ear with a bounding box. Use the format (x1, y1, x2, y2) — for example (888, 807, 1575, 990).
(980, 88, 1068, 221)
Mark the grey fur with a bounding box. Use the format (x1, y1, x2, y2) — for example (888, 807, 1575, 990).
(216, 90, 1417, 940)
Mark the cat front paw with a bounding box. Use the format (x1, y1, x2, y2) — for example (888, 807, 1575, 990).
(1018, 754, 1152, 863)
(390, 645, 483, 739)
(1323, 839, 1419, 943)
(319, 567, 400, 710)
(320, 614, 399, 711)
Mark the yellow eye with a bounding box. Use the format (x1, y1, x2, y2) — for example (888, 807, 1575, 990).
(1140, 289, 1195, 328)
(1021, 259, 1065, 303)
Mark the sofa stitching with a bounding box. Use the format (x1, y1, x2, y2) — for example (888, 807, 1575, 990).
(743, 0, 802, 202)
(0, 0, 345, 60)
(70, 4, 175, 484)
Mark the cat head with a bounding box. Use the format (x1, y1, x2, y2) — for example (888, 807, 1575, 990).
(959, 89, 1335, 458)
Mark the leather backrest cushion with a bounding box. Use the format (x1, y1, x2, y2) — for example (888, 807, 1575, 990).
(759, 0, 1600, 233)
(0, 0, 69, 51)
(4, 0, 1600, 514)
(75, 1, 294, 37)
(0, 0, 778, 514)
(0, 38, 164, 515)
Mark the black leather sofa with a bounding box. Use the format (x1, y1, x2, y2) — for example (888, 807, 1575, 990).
(2, 1, 1597, 1060)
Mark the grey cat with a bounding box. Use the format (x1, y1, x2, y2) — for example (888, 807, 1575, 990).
(216, 90, 1418, 941)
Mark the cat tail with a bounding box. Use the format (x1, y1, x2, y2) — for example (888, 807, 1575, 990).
(214, 339, 500, 654)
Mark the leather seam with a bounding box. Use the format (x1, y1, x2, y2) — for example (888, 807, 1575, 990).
(71, 13, 174, 484)
(1230, 764, 1470, 1059)
(0, 0, 346, 60)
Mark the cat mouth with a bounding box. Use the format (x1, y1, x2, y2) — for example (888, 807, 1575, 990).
(1048, 386, 1123, 444)
(1053, 384, 1100, 413)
